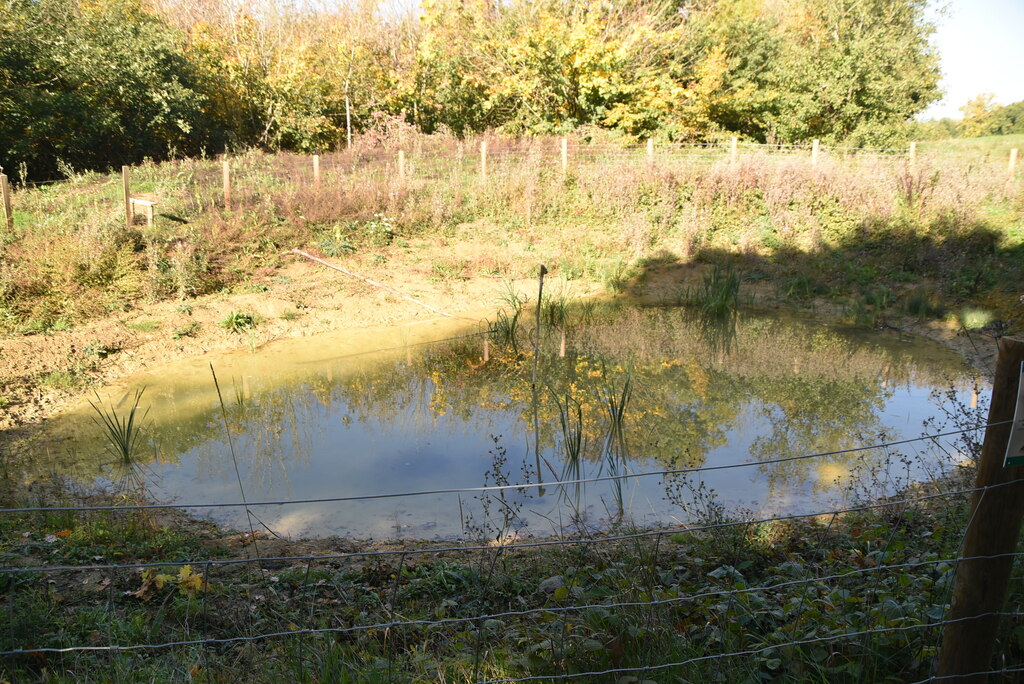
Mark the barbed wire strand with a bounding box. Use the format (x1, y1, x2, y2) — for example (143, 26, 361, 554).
(3, 479, 1018, 576)
(474, 612, 1024, 684)
(3, 606, 1017, 665)
(0, 421, 1005, 516)
(15, 138, 1011, 191)
(907, 667, 1024, 683)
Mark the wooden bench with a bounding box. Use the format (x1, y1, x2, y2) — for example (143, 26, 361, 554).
(129, 194, 159, 226)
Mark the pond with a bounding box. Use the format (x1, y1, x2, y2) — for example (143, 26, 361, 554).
(37, 302, 983, 540)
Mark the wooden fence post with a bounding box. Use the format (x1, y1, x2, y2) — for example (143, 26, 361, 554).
(909, 141, 917, 165)
(122, 166, 131, 227)
(480, 141, 488, 184)
(730, 136, 738, 165)
(1, 174, 12, 232)
(1010, 148, 1018, 176)
(561, 137, 568, 174)
(313, 154, 320, 189)
(811, 139, 820, 166)
(937, 336, 1024, 681)
(398, 150, 405, 180)
(646, 138, 654, 165)
(222, 159, 231, 210)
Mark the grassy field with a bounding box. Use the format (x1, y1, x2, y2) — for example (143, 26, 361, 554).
(918, 134, 1024, 163)
(1, 136, 1021, 338)
(4, 448, 1022, 682)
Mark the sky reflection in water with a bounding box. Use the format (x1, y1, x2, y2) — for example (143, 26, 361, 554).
(45, 306, 982, 540)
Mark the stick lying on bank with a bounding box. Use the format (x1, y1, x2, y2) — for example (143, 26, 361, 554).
(291, 248, 473, 321)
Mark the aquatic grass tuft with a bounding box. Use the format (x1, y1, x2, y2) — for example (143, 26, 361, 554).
(695, 264, 741, 319)
(601, 372, 633, 522)
(552, 391, 586, 511)
(89, 388, 150, 495)
(489, 280, 527, 351)
(89, 388, 149, 466)
(489, 307, 522, 351)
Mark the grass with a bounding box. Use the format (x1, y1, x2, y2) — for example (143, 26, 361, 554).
(126, 319, 160, 332)
(918, 133, 1024, 162)
(0, 137, 1021, 336)
(693, 263, 741, 318)
(88, 388, 149, 494)
(2, 462, 1019, 683)
(219, 310, 257, 334)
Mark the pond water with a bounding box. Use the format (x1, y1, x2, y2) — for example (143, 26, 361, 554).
(38, 303, 984, 540)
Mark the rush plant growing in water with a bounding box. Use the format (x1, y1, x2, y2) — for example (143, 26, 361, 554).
(89, 388, 149, 495)
(600, 372, 633, 522)
(553, 391, 586, 511)
(695, 264, 741, 319)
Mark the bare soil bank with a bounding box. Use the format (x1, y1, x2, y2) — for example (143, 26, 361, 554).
(0, 247, 998, 454)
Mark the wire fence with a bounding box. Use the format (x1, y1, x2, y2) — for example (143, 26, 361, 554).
(0, 136, 991, 194)
(3, 417, 1023, 681)
(3, 135, 1022, 680)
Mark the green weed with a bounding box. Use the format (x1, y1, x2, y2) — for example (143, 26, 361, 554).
(694, 264, 741, 319)
(126, 319, 160, 332)
(171, 321, 201, 339)
(220, 311, 257, 333)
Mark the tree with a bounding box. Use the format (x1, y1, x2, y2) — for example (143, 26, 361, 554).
(959, 93, 999, 138)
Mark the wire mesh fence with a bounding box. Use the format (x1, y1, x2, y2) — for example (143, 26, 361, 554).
(3, 418, 1023, 681)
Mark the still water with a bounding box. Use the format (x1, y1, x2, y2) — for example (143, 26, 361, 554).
(40, 304, 982, 540)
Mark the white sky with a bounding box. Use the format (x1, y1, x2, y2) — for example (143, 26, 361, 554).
(920, 0, 1024, 120)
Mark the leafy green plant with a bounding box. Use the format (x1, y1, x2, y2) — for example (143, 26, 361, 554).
(220, 311, 257, 334)
(602, 259, 630, 294)
(172, 322, 201, 339)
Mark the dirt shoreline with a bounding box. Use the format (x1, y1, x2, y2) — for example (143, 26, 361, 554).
(0, 252, 1000, 460)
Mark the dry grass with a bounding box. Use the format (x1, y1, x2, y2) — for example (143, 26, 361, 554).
(1, 137, 1021, 334)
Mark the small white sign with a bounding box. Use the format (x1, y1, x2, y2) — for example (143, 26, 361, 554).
(1005, 361, 1024, 467)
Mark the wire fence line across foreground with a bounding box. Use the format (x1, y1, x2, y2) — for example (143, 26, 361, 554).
(3, 475, 1018, 576)
(2, 381, 1017, 678)
(3, 553, 1019, 658)
(0, 421, 1001, 516)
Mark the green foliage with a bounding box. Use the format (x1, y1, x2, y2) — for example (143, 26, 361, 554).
(89, 388, 148, 466)
(694, 264, 741, 319)
(219, 311, 257, 334)
(1, 0, 943, 183)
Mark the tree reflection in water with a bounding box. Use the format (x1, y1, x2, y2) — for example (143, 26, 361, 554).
(41, 305, 979, 539)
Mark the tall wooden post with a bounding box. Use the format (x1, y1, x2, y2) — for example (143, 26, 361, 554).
(480, 141, 488, 184)
(909, 141, 917, 165)
(937, 337, 1024, 681)
(222, 159, 231, 210)
(313, 154, 320, 189)
(646, 138, 654, 165)
(561, 138, 568, 174)
(1010, 148, 1019, 176)
(398, 150, 406, 180)
(345, 96, 352, 149)
(1, 174, 12, 232)
(811, 139, 820, 166)
(730, 136, 738, 165)
(122, 166, 131, 227)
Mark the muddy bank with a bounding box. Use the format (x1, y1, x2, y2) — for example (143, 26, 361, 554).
(0, 250, 1000, 459)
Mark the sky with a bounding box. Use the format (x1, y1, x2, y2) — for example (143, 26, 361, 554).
(920, 0, 1024, 120)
